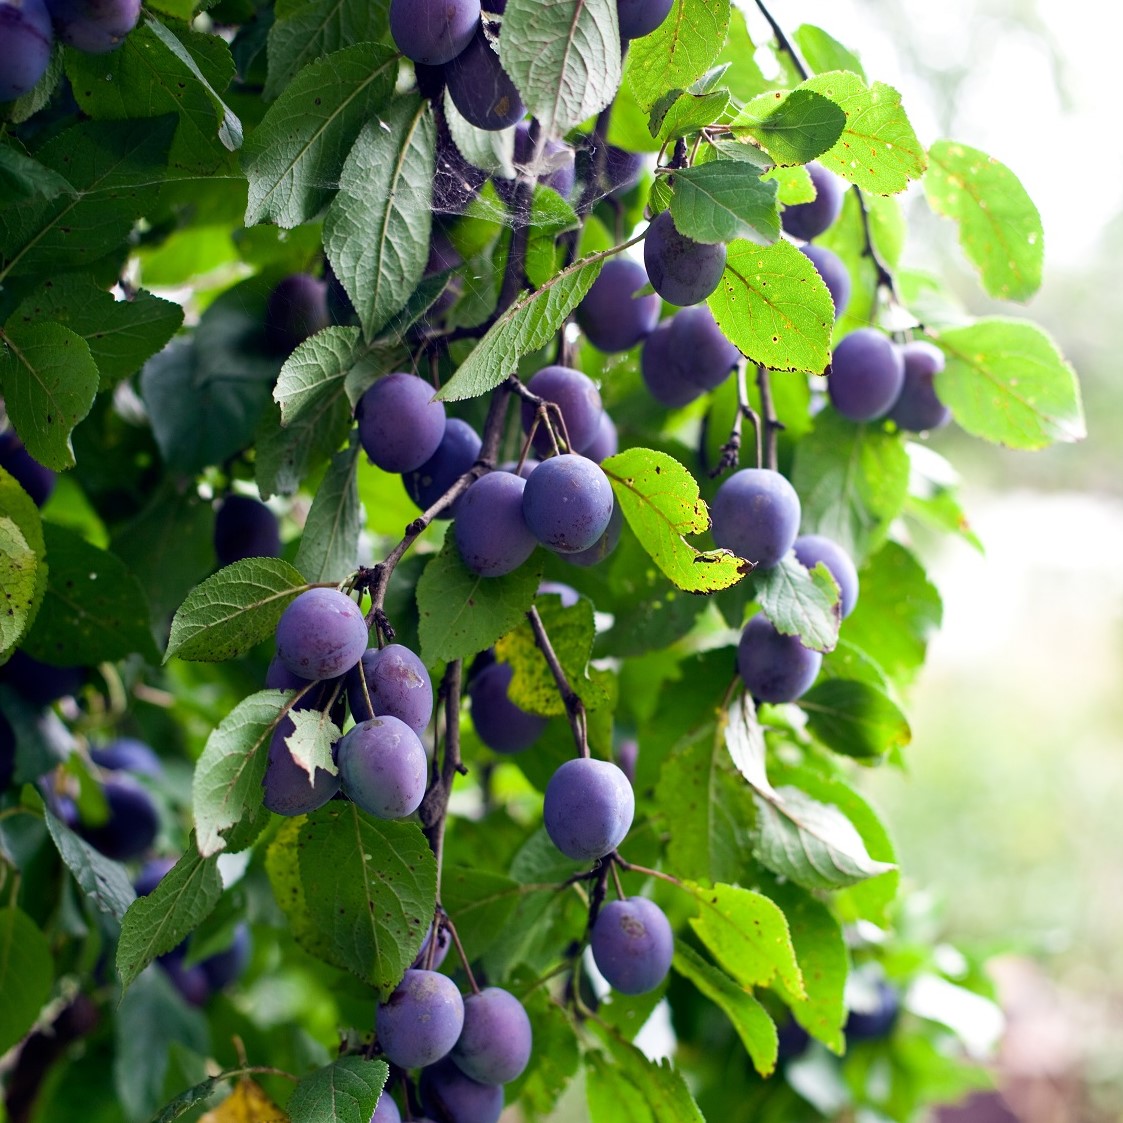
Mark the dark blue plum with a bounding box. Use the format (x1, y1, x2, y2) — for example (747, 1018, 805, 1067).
(666, 305, 740, 391)
(590, 896, 673, 994)
(777, 1017, 810, 1062)
(262, 716, 341, 816)
(513, 121, 576, 199)
(47, 0, 139, 52)
(467, 661, 545, 754)
(214, 494, 281, 567)
(451, 986, 532, 1084)
(454, 470, 537, 577)
(562, 493, 622, 568)
(643, 209, 726, 307)
(371, 1092, 402, 1123)
(264, 273, 329, 355)
(828, 328, 905, 422)
(800, 243, 851, 319)
(793, 534, 859, 618)
(404, 418, 482, 516)
(522, 454, 614, 554)
(389, 0, 480, 65)
(640, 320, 702, 408)
(133, 856, 176, 897)
(347, 644, 434, 733)
(781, 162, 845, 242)
(77, 776, 160, 861)
(377, 968, 465, 1069)
(200, 923, 252, 990)
(325, 261, 358, 326)
(0, 650, 84, 705)
(445, 27, 524, 131)
(336, 716, 428, 819)
(420, 1056, 503, 1123)
(0, 0, 53, 100)
(581, 413, 618, 464)
(887, 340, 951, 432)
(521, 366, 603, 455)
(543, 757, 634, 861)
(0, 431, 55, 507)
(710, 467, 801, 570)
(617, 0, 673, 39)
(357, 373, 447, 474)
(0, 711, 15, 790)
(158, 948, 211, 1006)
(90, 737, 162, 777)
(275, 587, 368, 681)
(737, 614, 821, 704)
(845, 979, 900, 1041)
(575, 257, 660, 354)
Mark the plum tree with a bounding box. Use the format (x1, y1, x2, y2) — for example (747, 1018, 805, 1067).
(737, 615, 822, 704)
(274, 587, 368, 681)
(467, 659, 546, 754)
(828, 327, 906, 422)
(781, 161, 845, 241)
(356, 373, 447, 474)
(377, 969, 465, 1069)
(454, 470, 538, 576)
(543, 757, 634, 861)
(389, 0, 480, 65)
(347, 644, 434, 733)
(445, 27, 525, 131)
(590, 896, 674, 995)
(213, 494, 281, 567)
(574, 257, 660, 353)
(710, 468, 802, 569)
(643, 209, 727, 306)
(521, 453, 615, 553)
(451, 987, 532, 1084)
(336, 716, 428, 819)
(512, 122, 575, 199)
(0, 0, 53, 101)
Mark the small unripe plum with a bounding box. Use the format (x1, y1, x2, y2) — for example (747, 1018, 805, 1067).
(389, 0, 480, 65)
(521, 365, 603, 455)
(887, 340, 951, 432)
(0, 0, 53, 101)
(0, 430, 55, 507)
(590, 896, 674, 994)
(781, 162, 845, 242)
(617, 0, 673, 39)
(710, 467, 801, 570)
(446, 27, 525, 131)
(275, 587, 368, 681)
(213, 494, 281, 567)
(377, 968, 465, 1069)
(643, 209, 726, 307)
(451, 986, 532, 1083)
(356, 372, 447, 474)
(468, 660, 546, 754)
(666, 305, 739, 391)
(828, 328, 905, 422)
(522, 454, 614, 554)
(800, 243, 850, 319)
(543, 757, 634, 861)
(264, 273, 329, 355)
(78, 776, 160, 861)
(575, 257, 660, 353)
(336, 716, 428, 820)
(347, 644, 434, 733)
(91, 737, 162, 777)
(454, 470, 538, 577)
(404, 418, 482, 516)
(262, 716, 341, 815)
(793, 534, 859, 618)
(420, 1057, 503, 1123)
(737, 614, 821, 704)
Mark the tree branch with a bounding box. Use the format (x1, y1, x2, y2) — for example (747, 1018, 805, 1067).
(526, 605, 589, 759)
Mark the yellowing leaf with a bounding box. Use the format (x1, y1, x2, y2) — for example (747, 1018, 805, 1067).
(199, 1078, 288, 1123)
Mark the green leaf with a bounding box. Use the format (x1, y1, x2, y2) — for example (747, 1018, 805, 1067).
(287, 1057, 389, 1123)
(22, 524, 158, 665)
(685, 881, 803, 997)
(840, 541, 942, 688)
(9, 279, 183, 390)
(0, 322, 99, 470)
(669, 161, 779, 246)
(652, 90, 731, 145)
(243, 43, 399, 229)
(800, 71, 927, 194)
(593, 1027, 705, 1123)
(793, 24, 867, 80)
(924, 140, 1043, 302)
(0, 117, 175, 280)
(507, 983, 581, 1116)
(626, 0, 730, 112)
(439, 867, 523, 961)
(0, 516, 39, 656)
(602, 447, 748, 593)
(294, 441, 362, 583)
(295, 803, 437, 998)
(324, 96, 436, 340)
(586, 1053, 655, 1123)
(791, 410, 910, 561)
(147, 1073, 231, 1123)
(265, 0, 390, 101)
(193, 689, 291, 856)
(284, 706, 342, 779)
(0, 906, 53, 1055)
(500, 0, 621, 135)
(934, 318, 1084, 449)
(732, 88, 846, 166)
(753, 555, 840, 653)
(44, 811, 136, 920)
(116, 842, 223, 990)
(672, 943, 777, 1077)
(416, 534, 543, 666)
(165, 557, 311, 664)
(495, 595, 610, 715)
(706, 239, 834, 374)
(0, 144, 74, 201)
(799, 678, 911, 759)
(435, 256, 603, 401)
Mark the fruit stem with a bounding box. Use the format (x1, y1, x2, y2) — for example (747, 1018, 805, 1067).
(446, 917, 481, 995)
(420, 660, 464, 899)
(755, 365, 782, 473)
(613, 854, 683, 888)
(526, 606, 589, 758)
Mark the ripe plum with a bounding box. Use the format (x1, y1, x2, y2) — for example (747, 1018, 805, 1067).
(543, 757, 634, 861)
(643, 209, 726, 306)
(275, 587, 368, 681)
(356, 373, 447, 474)
(710, 467, 801, 570)
(522, 454, 614, 554)
(590, 896, 673, 994)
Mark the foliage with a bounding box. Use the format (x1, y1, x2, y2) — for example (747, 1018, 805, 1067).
(0, 2, 1082, 1121)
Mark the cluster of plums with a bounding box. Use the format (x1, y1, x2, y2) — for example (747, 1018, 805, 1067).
(0, 0, 141, 102)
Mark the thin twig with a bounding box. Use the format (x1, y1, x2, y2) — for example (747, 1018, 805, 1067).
(756, 365, 782, 472)
(445, 917, 480, 995)
(754, 0, 809, 81)
(613, 854, 684, 888)
(526, 606, 589, 758)
(420, 661, 465, 894)
(711, 358, 761, 477)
